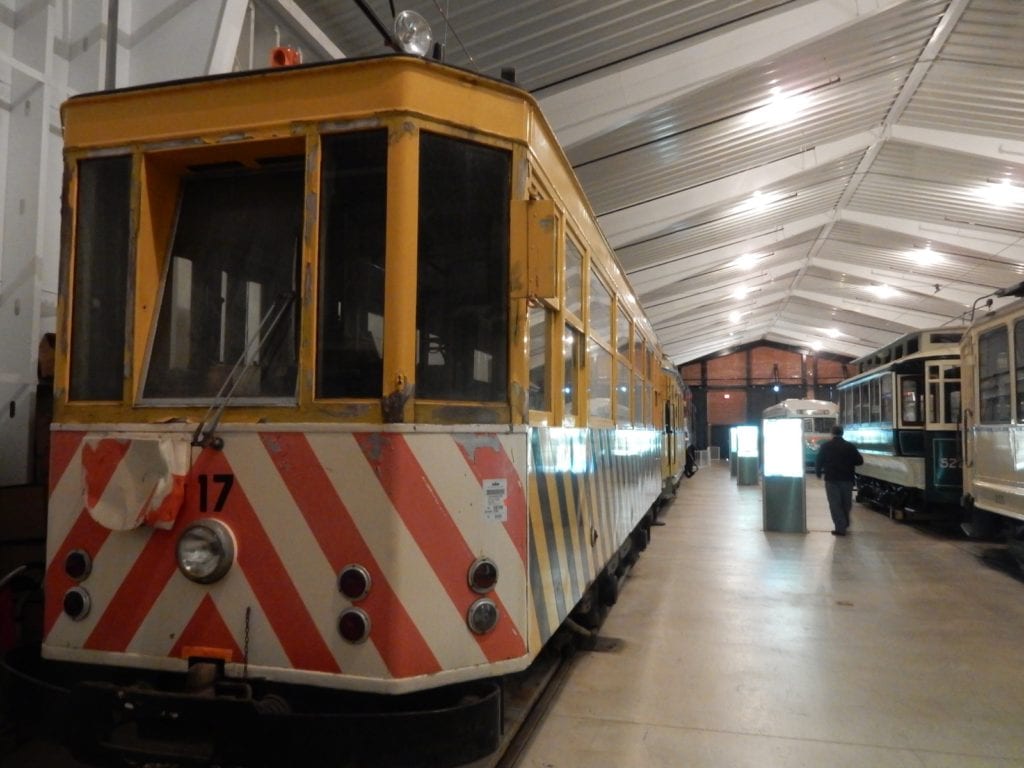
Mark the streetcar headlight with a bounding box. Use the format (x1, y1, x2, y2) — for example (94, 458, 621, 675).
(176, 520, 235, 584)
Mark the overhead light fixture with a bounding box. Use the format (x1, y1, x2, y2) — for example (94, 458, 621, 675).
(746, 86, 811, 127)
(732, 286, 750, 300)
(976, 178, 1024, 208)
(729, 310, 742, 323)
(866, 284, 898, 299)
(910, 245, 942, 265)
(825, 327, 842, 338)
(734, 252, 767, 270)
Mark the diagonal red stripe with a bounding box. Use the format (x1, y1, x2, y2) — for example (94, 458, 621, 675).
(49, 431, 85, 497)
(44, 434, 124, 637)
(260, 433, 441, 678)
(453, 434, 528, 565)
(169, 594, 244, 662)
(83, 523, 178, 651)
(355, 433, 526, 661)
(43, 512, 111, 638)
(189, 449, 340, 673)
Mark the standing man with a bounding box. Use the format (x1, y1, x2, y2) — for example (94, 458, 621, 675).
(815, 425, 863, 536)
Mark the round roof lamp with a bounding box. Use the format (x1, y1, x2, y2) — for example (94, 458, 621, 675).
(394, 10, 433, 56)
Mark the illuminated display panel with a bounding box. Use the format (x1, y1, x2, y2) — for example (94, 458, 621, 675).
(762, 418, 803, 478)
(736, 425, 759, 458)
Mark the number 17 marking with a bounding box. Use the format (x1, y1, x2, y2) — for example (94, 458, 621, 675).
(197, 473, 235, 512)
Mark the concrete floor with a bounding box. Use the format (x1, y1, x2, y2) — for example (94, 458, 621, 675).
(518, 461, 1024, 768)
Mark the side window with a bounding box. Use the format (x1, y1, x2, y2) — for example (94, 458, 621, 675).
(880, 376, 893, 423)
(589, 270, 611, 344)
(979, 326, 1010, 423)
(565, 239, 583, 319)
(587, 270, 612, 422)
(900, 376, 923, 425)
(317, 130, 387, 398)
(70, 156, 132, 401)
(563, 326, 582, 426)
(588, 339, 612, 420)
(616, 303, 630, 358)
(143, 160, 303, 400)
(616, 359, 631, 425)
(1015, 320, 1024, 421)
(528, 304, 551, 413)
(416, 132, 510, 402)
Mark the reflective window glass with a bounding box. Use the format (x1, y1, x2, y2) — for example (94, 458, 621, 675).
(979, 326, 1010, 423)
(589, 269, 611, 344)
(416, 133, 510, 402)
(617, 359, 631, 425)
(563, 326, 582, 425)
(616, 303, 630, 357)
(1016, 319, 1024, 421)
(901, 376, 923, 425)
(588, 339, 611, 420)
(565, 239, 583, 318)
(317, 130, 387, 398)
(528, 305, 549, 412)
(70, 156, 131, 401)
(144, 160, 303, 400)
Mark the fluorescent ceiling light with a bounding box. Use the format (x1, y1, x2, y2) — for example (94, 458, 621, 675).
(866, 284, 898, 299)
(975, 179, 1024, 208)
(734, 252, 762, 270)
(746, 86, 810, 127)
(910, 246, 941, 265)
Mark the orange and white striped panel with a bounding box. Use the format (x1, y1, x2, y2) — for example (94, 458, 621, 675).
(43, 427, 530, 694)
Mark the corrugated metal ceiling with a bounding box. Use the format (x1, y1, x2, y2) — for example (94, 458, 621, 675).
(290, 0, 1024, 365)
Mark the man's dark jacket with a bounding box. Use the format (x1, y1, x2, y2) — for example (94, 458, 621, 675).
(815, 436, 864, 481)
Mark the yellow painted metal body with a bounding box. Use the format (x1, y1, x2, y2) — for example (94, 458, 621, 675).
(49, 57, 690, 700)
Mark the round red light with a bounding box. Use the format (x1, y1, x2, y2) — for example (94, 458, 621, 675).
(468, 558, 498, 594)
(63, 587, 91, 621)
(338, 607, 371, 644)
(65, 549, 92, 581)
(467, 598, 499, 635)
(338, 565, 371, 601)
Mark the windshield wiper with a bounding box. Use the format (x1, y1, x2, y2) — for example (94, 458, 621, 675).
(191, 290, 296, 449)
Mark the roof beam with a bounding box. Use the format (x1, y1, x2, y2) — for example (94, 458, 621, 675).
(538, 0, 913, 149)
(840, 210, 1024, 263)
(625, 212, 830, 290)
(891, 124, 1024, 165)
(602, 130, 876, 247)
(263, 0, 345, 59)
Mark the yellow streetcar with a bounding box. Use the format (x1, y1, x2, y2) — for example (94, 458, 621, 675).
(10, 53, 689, 766)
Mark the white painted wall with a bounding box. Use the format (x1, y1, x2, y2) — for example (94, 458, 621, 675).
(0, 0, 332, 487)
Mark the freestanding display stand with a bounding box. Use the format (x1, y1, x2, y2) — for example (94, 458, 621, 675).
(761, 417, 806, 533)
(729, 426, 738, 478)
(735, 425, 759, 486)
